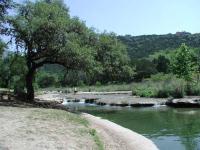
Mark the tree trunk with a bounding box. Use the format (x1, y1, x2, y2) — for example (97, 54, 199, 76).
(26, 69, 35, 102)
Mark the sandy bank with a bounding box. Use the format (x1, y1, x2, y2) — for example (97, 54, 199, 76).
(0, 106, 98, 150)
(82, 113, 159, 150)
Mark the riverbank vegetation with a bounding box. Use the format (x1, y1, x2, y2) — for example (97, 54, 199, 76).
(1, 0, 200, 100)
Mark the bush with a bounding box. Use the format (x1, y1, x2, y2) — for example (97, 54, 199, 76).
(148, 73, 174, 82)
(156, 88, 170, 98)
(132, 74, 186, 98)
(165, 79, 185, 98)
(95, 81, 101, 86)
(77, 80, 85, 87)
(171, 87, 185, 98)
(186, 83, 200, 96)
(13, 78, 25, 95)
(133, 84, 157, 98)
(14, 81, 25, 94)
(37, 73, 57, 88)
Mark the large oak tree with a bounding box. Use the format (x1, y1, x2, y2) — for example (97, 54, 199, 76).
(9, 0, 96, 101)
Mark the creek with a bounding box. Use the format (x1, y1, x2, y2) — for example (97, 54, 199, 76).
(64, 102, 200, 150)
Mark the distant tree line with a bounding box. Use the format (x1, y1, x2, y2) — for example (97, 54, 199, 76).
(118, 33, 200, 58)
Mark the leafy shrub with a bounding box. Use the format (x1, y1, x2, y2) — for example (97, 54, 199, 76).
(37, 73, 57, 88)
(12, 75, 26, 94)
(77, 80, 85, 87)
(133, 85, 157, 97)
(156, 88, 170, 98)
(132, 74, 186, 98)
(186, 83, 200, 96)
(13, 80, 25, 94)
(171, 87, 185, 98)
(149, 73, 174, 82)
(165, 79, 185, 98)
(95, 81, 101, 86)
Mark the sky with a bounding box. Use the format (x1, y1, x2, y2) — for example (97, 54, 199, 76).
(13, 0, 200, 36)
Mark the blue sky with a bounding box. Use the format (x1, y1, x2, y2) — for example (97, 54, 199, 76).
(13, 0, 200, 35)
(66, 0, 200, 35)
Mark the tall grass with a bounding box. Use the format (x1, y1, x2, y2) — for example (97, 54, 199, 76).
(38, 73, 200, 98)
(185, 83, 200, 96)
(132, 74, 186, 98)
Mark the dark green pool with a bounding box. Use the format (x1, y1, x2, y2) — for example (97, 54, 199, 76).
(66, 103, 200, 150)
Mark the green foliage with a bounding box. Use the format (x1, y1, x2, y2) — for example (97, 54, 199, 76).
(190, 48, 200, 73)
(0, 58, 9, 87)
(0, 0, 12, 16)
(60, 70, 88, 86)
(10, 55, 27, 93)
(0, 53, 27, 93)
(89, 129, 104, 150)
(171, 44, 194, 81)
(8, 0, 98, 100)
(133, 59, 157, 81)
(149, 73, 173, 82)
(94, 33, 134, 83)
(0, 40, 6, 58)
(118, 32, 200, 58)
(95, 81, 101, 86)
(3, 0, 200, 99)
(153, 55, 170, 73)
(185, 82, 200, 96)
(36, 72, 57, 88)
(132, 74, 186, 98)
(13, 78, 26, 94)
(0, 0, 13, 26)
(133, 85, 156, 97)
(38, 32, 136, 87)
(148, 48, 177, 61)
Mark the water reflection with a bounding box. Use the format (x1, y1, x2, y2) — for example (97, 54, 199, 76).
(66, 103, 200, 150)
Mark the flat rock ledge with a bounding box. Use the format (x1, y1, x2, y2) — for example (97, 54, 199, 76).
(66, 92, 167, 107)
(166, 97, 200, 108)
(82, 113, 159, 150)
(36, 91, 200, 108)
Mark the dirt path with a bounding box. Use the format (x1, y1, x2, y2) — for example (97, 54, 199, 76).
(0, 106, 98, 150)
(82, 113, 159, 150)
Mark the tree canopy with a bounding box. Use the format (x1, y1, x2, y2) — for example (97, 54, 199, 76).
(5, 0, 134, 101)
(171, 44, 194, 81)
(153, 55, 170, 73)
(9, 0, 96, 101)
(94, 33, 134, 83)
(0, 40, 5, 57)
(0, 0, 13, 33)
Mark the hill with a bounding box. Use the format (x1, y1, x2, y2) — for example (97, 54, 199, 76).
(118, 32, 200, 58)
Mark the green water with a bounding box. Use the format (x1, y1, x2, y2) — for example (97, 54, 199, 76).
(67, 104, 200, 150)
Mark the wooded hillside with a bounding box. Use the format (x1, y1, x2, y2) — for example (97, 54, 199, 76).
(118, 32, 200, 58)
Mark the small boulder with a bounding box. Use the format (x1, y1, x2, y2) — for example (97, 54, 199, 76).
(166, 97, 200, 108)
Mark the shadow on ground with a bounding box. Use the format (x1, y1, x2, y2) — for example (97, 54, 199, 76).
(0, 98, 69, 112)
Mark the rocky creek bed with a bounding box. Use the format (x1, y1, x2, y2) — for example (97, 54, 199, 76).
(36, 91, 200, 108)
